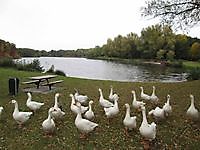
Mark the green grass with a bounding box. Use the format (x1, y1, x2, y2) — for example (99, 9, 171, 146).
(183, 60, 200, 68)
(0, 68, 200, 149)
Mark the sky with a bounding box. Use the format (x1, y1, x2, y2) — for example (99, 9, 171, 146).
(0, 0, 199, 51)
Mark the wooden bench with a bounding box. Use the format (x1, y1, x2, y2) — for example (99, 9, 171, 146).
(22, 80, 40, 85)
(42, 80, 63, 90)
(22, 80, 46, 89)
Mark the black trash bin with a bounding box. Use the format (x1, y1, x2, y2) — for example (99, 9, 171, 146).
(9, 78, 19, 95)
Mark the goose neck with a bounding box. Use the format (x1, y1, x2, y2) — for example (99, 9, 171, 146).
(190, 98, 195, 107)
(99, 90, 103, 98)
(14, 102, 19, 113)
(152, 88, 155, 96)
(142, 109, 148, 124)
(47, 112, 52, 121)
(110, 87, 113, 95)
(71, 96, 75, 104)
(167, 97, 170, 104)
(54, 96, 58, 108)
(114, 100, 118, 108)
(133, 92, 136, 102)
(125, 106, 130, 118)
(27, 97, 31, 103)
(89, 103, 92, 111)
(141, 88, 144, 94)
(75, 112, 82, 121)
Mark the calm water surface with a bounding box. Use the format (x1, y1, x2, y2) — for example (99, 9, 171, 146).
(17, 57, 188, 82)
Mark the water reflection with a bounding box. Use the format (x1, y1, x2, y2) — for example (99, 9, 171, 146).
(16, 57, 188, 82)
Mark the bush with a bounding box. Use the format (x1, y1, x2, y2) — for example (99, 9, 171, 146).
(15, 59, 44, 72)
(166, 60, 183, 68)
(187, 67, 200, 80)
(0, 57, 16, 67)
(54, 70, 66, 76)
(27, 59, 43, 72)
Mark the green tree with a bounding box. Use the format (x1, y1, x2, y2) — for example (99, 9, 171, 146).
(190, 42, 200, 60)
(156, 49, 166, 60)
(166, 50, 175, 61)
(139, 24, 175, 59)
(141, 0, 200, 30)
(174, 34, 190, 59)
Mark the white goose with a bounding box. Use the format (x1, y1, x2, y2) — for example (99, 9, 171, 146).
(42, 107, 56, 134)
(150, 86, 159, 103)
(99, 88, 114, 108)
(70, 94, 88, 114)
(132, 90, 145, 110)
(51, 93, 65, 119)
(104, 97, 119, 118)
(26, 92, 44, 112)
(123, 103, 137, 132)
(84, 100, 95, 120)
(11, 100, 33, 126)
(186, 94, 199, 121)
(74, 89, 88, 104)
(148, 106, 165, 120)
(0, 106, 4, 116)
(109, 85, 119, 102)
(140, 87, 151, 101)
(162, 94, 172, 116)
(139, 106, 156, 140)
(75, 102, 98, 138)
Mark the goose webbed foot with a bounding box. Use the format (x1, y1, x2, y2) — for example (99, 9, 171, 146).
(124, 127, 130, 137)
(79, 133, 87, 139)
(140, 138, 150, 150)
(43, 132, 54, 138)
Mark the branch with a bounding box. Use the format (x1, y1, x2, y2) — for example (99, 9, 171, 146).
(159, 1, 200, 9)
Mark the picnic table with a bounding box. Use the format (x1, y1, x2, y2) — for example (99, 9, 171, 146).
(23, 75, 63, 90)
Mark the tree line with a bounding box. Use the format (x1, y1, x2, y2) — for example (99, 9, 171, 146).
(85, 24, 200, 61)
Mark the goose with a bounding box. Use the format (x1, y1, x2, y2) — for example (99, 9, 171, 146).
(139, 105, 156, 140)
(186, 94, 199, 121)
(150, 86, 159, 103)
(0, 106, 3, 116)
(70, 94, 88, 114)
(104, 97, 119, 118)
(139, 106, 156, 149)
(74, 89, 88, 104)
(132, 90, 145, 110)
(148, 106, 165, 120)
(26, 92, 44, 112)
(75, 102, 98, 138)
(10, 100, 33, 126)
(140, 87, 151, 101)
(42, 107, 56, 135)
(123, 103, 137, 135)
(109, 85, 119, 102)
(162, 94, 172, 116)
(99, 88, 114, 108)
(51, 93, 65, 119)
(84, 100, 95, 120)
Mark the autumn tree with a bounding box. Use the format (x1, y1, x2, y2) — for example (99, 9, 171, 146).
(190, 42, 200, 60)
(141, 0, 200, 30)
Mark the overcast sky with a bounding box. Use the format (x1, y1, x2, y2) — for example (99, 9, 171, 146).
(0, 0, 199, 51)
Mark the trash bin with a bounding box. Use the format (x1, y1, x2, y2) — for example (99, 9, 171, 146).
(9, 78, 19, 95)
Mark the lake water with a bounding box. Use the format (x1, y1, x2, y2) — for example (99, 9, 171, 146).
(17, 57, 188, 82)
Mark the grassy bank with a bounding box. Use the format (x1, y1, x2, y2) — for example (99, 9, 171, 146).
(182, 60, 200, 69)
(0, 68, 200, 149)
